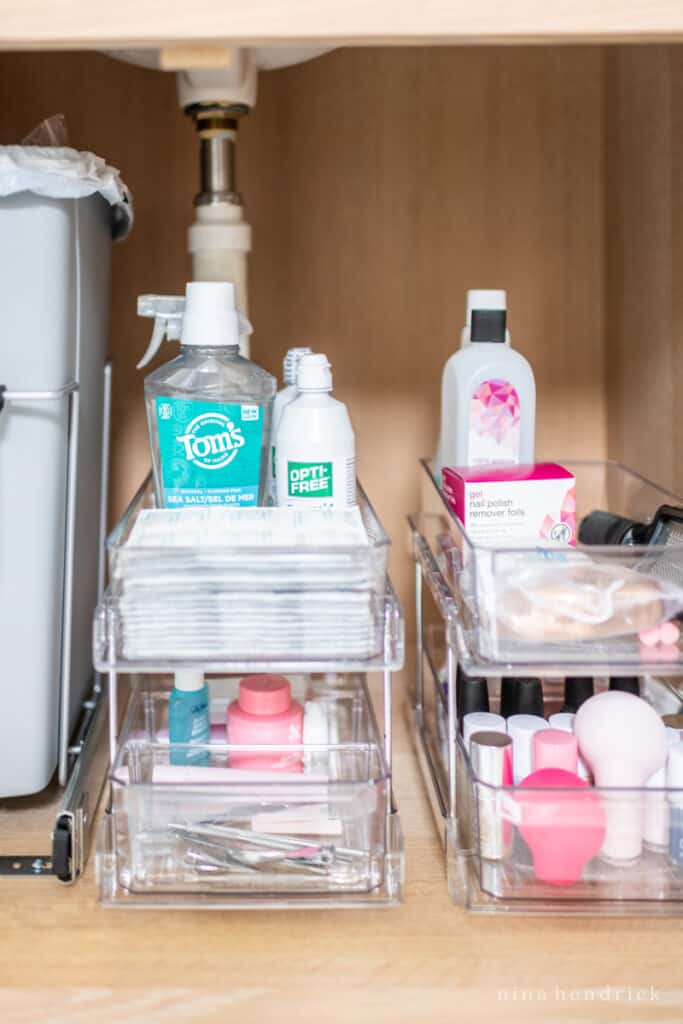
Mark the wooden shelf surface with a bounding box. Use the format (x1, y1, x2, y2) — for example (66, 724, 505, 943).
(1, 672, 682, 1023)
(1, 0, 683, 51)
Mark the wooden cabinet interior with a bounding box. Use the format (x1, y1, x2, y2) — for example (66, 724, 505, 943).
(0, 46, 676, 629)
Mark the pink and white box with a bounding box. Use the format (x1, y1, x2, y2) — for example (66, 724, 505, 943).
(441, 463, 576, 547)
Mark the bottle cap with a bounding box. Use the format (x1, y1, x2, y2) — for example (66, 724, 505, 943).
(500, 678, 544, 719)
(548, 712, 575, 733)
(533, 728, 578, 774)
(561, 677, 594, 713)
(174, 669, 205, 692)
(608, 676, 640, 696)
(297, 353, 332, 392)
(507, 714, 548, 783)
(463, 712, 506, 751)
(181, 281, 241, 348)
(470, 308, 506, 344)
(466, 289, 506, 327)
(456, 667, 489, 726)
(238, 675, 291, 716)
(283, 346, 313, 386)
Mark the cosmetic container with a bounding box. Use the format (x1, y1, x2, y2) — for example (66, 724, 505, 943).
(411, 457, 683, 913)
(227, 675, 303, 771)
(168, 670, 210, 767)
(470, 731, 513, 861)
(437, 305, 535, 471)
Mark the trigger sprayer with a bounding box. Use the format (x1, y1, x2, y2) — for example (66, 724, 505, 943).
(136, 293, 253, 369)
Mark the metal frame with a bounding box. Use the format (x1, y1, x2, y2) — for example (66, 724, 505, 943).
(0, 365, 113, 883)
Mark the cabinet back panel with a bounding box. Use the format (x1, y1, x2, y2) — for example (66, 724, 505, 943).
(0, 47, 606, 629)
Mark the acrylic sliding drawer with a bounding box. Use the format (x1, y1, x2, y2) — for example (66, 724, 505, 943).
(415, 637, 683, 915)
(415, 458, 683, 677)
(97, 674, 403, 909)
(94, 475, 399, 670)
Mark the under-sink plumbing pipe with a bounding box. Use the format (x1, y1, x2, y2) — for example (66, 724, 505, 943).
(187, 104, 252, 355)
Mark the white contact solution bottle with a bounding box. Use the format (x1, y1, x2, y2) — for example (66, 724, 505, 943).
(267, 346, 313, 503)
(438, 306, 535, 471)
(276, 353, 356, 508)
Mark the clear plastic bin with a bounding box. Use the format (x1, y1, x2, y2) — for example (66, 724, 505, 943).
(415, 458, 683, 676)
(415, 634, 683, 913)
(97, 675, 403, 909)
(94, 476, 400, 671)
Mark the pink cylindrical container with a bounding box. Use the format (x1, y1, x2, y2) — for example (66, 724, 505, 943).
(227, 675, 304, 771)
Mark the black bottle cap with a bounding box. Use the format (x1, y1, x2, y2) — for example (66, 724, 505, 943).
(578, 510, 638, 545)
(470, 308, 506, 344)
(560, 677, 594, 713)
(456, 665, 489, 729)
(609, 676, 640, 696)
(500, 677, 544, 719)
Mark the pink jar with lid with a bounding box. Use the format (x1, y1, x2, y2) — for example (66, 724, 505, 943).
(227, 674, 304, 772)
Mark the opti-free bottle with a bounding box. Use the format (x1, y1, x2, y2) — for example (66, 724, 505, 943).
(275, 353, 356, 508)
(267, 346, 313, 504)
(141, 282, 276, 507)
(437, 306, 535, 471)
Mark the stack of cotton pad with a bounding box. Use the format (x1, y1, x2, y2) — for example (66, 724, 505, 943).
(111, 506, 382, 661)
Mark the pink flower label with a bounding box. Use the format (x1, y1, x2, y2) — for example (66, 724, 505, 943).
(468, 379, 521, 465)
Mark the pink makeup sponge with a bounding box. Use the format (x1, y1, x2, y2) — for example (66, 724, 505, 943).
(516, 767, 606, 885)
(574, 690, 668, 862)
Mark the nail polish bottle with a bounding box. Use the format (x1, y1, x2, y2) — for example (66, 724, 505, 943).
(500, 678, 544, 719)
(560, 677, 594, 713)
(533, 728, 579, 774)
(227, 674, 304, 772)
(507, 714, 547, 784)
(463, 711, 506, 751)
(609, 676, 640, 696)
(548, 712, 591, 781)
(667, 741, 683, 866)
(457, 667, 489, 730)
(470, 731, 514, 861)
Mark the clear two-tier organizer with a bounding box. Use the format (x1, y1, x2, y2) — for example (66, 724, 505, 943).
(411, 458, 683, 915)
(94, 477, 404, 909)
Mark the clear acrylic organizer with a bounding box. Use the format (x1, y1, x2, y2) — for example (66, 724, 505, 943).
(98, 675, 402, 908)
(95, 476, 398, 671)
(95, 477, 404, 909)
(411, 458, 683, 914)
(415, 458, 683, 676)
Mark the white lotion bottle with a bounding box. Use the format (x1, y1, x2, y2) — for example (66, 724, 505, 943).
(435, 289, 509, 469)
(267, 346, 313, 503)
(276, 353, 356, 508)
(438, 307, 535, 471)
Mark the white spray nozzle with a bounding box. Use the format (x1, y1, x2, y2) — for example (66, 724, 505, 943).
(136, 290, 253, 370)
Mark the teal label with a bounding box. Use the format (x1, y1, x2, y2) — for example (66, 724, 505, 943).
(287, 460, 333, 498)
(156, 397, 263, 507)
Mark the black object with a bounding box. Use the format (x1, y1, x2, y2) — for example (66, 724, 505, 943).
(609, 676, 640, 696)
(560, 676, 594, 713)
(500, 677, 544, 719)
(470, 308, 506, 344)
(579, 504, 683, 548)
(456, 665, 489, 729)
